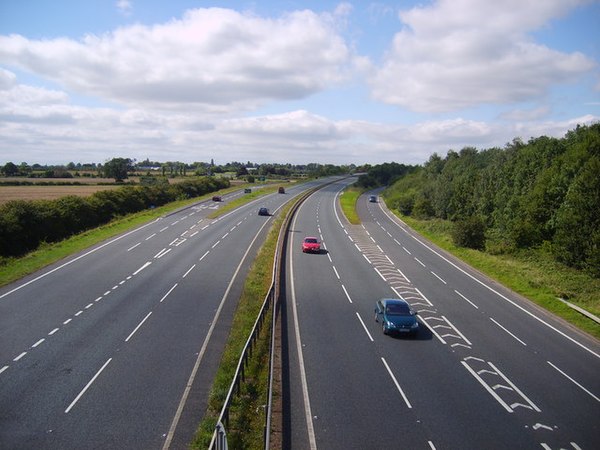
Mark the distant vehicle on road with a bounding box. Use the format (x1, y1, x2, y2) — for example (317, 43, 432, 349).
(369, 195, 377, 202)
(258, 207, 270, 216)
(278, 186, 285, 194)
(301, 237, 321, 253)
(212, 195, 222, 202)
(244, 188, 252, 193)
(374, 298, 419, 336)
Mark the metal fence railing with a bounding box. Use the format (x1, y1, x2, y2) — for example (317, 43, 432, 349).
(209, 179, 344, 449)
(208, 185, 318, 449)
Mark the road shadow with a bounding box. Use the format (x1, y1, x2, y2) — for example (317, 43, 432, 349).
(385, 324, 433, 341)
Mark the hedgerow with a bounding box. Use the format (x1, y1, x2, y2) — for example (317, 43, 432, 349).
(0, 177, 229, 257)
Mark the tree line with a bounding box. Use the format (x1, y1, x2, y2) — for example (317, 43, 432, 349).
(0, 177, 229, 258)
(360, 123, 600, 277)
(2, 158, 358, 181)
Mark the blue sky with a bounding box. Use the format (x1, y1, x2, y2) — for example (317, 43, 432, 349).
(0, 1, 599, 165)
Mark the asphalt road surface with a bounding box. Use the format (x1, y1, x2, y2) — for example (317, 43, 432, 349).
(283, 178, 599, 449)
(0, 179, 330, 450)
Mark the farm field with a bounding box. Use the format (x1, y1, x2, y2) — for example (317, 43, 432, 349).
(0, 185, 121, 205)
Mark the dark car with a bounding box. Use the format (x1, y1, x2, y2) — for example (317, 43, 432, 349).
(375, 298, 419, 336)
(258, 207, 269, 216)
(212, 195, 222, 202)
(369, 195, 377, 202)
(278, 186, 285, 194)
(244, 188, 252, 193)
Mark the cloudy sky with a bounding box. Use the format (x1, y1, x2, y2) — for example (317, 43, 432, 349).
(0, 0, 599, 166)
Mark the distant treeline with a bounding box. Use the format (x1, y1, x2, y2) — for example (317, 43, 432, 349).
(0, 177, 229, 258)
(358, 123, 600, 276)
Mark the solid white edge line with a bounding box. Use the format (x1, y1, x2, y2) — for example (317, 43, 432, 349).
(461, 360, 513, 413)
(374, 267, 386, 282)
(441, 315, 472, 345)
(490, 317, 527, 346)
(546, 361, 600, 403)
(487, 362, 541, 412)
(381, 357, 412, 408)
(65, 358, 112, 413)
(356, 312, 374, 342)
(414, 287, 433, 306)
(290, 201, 318, 450)
(125, 311, 153, 342)
(419, 318, 447, 344)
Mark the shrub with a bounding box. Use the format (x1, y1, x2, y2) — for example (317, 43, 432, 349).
(452, 216, 487, 250)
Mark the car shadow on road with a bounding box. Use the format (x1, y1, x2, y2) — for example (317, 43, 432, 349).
(386, 325, 434, 341)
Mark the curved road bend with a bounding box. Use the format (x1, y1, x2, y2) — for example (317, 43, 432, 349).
(283, 183, 599, 449)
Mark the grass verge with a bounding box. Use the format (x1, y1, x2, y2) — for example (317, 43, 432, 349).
(191, 201, 291, 449)
(0, 188, 242, 288)
(394, 213, 600, 340)
(339, 186, 363, 225)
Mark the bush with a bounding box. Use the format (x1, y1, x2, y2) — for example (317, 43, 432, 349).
(0, 177, 230, 258)
(452, 216, 487, 250)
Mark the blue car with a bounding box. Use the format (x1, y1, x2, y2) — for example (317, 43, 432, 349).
(375, 298, 419, 336)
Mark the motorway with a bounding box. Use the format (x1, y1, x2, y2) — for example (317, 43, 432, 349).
(283, 177, 600, 449)
(0, 179, 328, 450)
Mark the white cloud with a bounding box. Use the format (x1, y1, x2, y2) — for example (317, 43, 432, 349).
(0, 68, 17, 90)
(0, 7, 350, 112)
(116, 0, 133, 16)
(369, 0, 596, 112)
(2, 72, 596, 166)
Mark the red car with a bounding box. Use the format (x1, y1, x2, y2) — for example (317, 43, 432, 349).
(301, 237, 321, 253)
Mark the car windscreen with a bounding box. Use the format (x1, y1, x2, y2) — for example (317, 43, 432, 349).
(304, 238, 318, 243)
(385, 304, 411, 315)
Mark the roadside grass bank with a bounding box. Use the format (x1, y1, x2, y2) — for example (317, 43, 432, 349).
(339, 187, 363, 225)
(0, 185, 250, 288)
(392, 212, 600, 340)
(192, 202, 290, 449)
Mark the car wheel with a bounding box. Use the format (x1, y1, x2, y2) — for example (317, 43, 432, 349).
(382, 321, 387, 335)
(374, 312, 378, 322)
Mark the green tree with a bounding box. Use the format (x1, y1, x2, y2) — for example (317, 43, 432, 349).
(553, 156, 600, 275)
(1, 161, 19, 176)
(103, 158, 133, 182)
